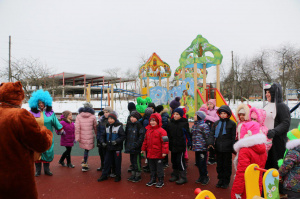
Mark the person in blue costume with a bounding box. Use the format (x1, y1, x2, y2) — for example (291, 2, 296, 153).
(28, 89, 63, 176)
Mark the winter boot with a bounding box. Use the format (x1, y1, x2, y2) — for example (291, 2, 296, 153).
(155, 177, 164, 188)
(35, 163, 42, 177)
(221, 179, 230, 189)
(176, 170, 187, 185)
(169, 169, 179, 182)
(97, 175, 108, 182)
(44, 163, 53, 176)
(58, 156, 66, 167)
(216, 179, 223, 188)
(127, 165, 133, 172)
(82, 163, 89, 172)
(127, 171, 136, 182)
(146, 177, 156, 186)
(114, 175, 121, 182)
(133, 171, 141, 182)
(67, 163, 75, 168)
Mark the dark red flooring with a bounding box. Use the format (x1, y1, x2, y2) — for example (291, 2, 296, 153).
(35, 152, 234, 199)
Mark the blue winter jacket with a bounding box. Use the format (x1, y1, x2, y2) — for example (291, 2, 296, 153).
(191, 120, 210, 152)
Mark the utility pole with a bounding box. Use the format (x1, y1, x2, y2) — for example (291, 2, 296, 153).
(231, 51, 235, 104)
(8, 35, 12, 82)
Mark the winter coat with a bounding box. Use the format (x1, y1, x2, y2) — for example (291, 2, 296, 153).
(208, 105, 237, 153)
(75, 107, 97, 150)
(167, 117, 191, 153)
(125, 121, 145, 154)
(142, 114, 151, 128)
(235, 103, 251, 140)
(101, 120, 126, 151)
(279, 139, 300, 193)
(59, 119, 75, 147)
(264, 83, 291, 169)
(141, 113, 169, 159)
(97, 116, 109, 145)
(231, 133, 267, 199)
(191, 120, 210, 152)
(249, 108, 272, 152)
(160, 108, 169, 131)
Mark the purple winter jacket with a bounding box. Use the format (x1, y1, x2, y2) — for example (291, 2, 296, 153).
(57, 115, 75, 147)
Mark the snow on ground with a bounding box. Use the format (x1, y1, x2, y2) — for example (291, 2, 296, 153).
(22, 99, 300, 123)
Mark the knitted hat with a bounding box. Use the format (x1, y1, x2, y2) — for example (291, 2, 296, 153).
(156, 105, 164, 113)
(207, 99, 216, 107)
(174, 108, 184, 117)
(287, 125, 300, 141)
(83, 102, 93, 108)
(103, 106, 113, 113)
(148, 103, 156, 110)
(170, 97, 181, 109)
(144, 107, 154, 116)
(128, 102, 136, 112)
(196, 111, 206, 120)
(108, 111, 118, 121)
(238, 108, 246, 114)
(130, 111, 142, 120)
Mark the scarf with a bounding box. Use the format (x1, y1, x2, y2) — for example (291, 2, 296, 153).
(214, 120, 226, 138)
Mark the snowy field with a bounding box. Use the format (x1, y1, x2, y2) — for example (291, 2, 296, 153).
(21, 99, 300, 124)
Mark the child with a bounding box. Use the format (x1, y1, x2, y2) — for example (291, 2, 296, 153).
(98, 111, 126, 182)
(141, 107, 154, 173)
(57, 111, 75, 168)
(141, 113, 169, 188)
(235, 103, 251, 140)
(168, 108, 191, 185)
(191, 111, 210, 185)
(156, 105, 170, 168)
(199, 99, 219, 165)
(231, 121, 267, 199)
(96, 106, 113, 171)
(208, 105, 236, 189)
(75, 102, 97, 172)
(98, 111, 104, 123)
(249, 107, 272, 152)
(125, 111, 145, 182)
(278, 125, 300, 199)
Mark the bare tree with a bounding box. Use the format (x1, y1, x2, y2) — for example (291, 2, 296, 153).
(0, 58, 57, 98)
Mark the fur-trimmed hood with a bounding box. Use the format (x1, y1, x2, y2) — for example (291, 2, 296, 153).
(236, 103, 250, 122)
(234, 133, 267, 153)
(78, 107, 95, 115)
(286, 139, 300, 150)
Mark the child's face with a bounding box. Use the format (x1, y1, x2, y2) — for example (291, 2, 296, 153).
(108, 117, 115, 124)
(173, 112, 181, 120)
(67, 113, 73, 120)
(251, 117, 257, 122)
(104, 111, 109, 118)
(130, 116, 137, 123)
(150, 119, 157, 126)
(239, 113, 245, 121)
(207, 102, 214, 110)
(193, 115, 198, 121)
(220, 112, 228, 119)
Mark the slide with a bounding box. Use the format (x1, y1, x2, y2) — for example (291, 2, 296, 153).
(197, 89, 206, 108)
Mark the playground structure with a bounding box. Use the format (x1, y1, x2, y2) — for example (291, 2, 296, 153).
(193, 164, 279, 199)
(139, 35, 236, 121)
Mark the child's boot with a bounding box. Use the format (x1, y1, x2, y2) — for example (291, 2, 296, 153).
(216, 179, 223, 188)
(35, 163, 42, 177)
(66, 156, 75, 168)
(127, 171, 136, 182)
(146, 176, 156, 186)
(133, 171, 141, 182)
(97, 175, 108, 182)
(169, 169, 179, 182)
(44, 163, 53, 176)
(176, 170, 187, 185)
(155, 177, 164, 188)
(114, 175, 121, 182)
(82, 163, 89, 172)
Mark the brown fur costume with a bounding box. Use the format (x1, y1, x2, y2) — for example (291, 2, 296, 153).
(0, 81, 53, 199)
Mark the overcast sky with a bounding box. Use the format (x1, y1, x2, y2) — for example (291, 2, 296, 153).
(1, 0, 300, 82)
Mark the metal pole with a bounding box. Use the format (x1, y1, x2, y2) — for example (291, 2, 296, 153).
(263, 81, 265, 107)
(8, 36, 11, 82)
(232, 51, 235, 104)
(286, 88, 288, 106)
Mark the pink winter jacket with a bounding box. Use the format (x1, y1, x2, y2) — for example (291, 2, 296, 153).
(249, 107, 272, 152)
(75, 109, 97, 150)
(198, 105, 219, 123)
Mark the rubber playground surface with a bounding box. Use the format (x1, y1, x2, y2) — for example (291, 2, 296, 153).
(36, 152, 234, 199)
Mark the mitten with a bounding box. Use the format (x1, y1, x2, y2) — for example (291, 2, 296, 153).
(267, 130, 276, 139)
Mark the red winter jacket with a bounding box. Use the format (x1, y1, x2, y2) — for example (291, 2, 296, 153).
(231, 133, 267, 199)
(142, 113, 169, 159)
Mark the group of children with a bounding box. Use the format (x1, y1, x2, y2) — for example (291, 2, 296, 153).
(54, 97, 300, 197)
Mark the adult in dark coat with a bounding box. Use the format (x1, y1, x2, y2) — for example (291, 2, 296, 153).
(264, 83, 291, 169)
